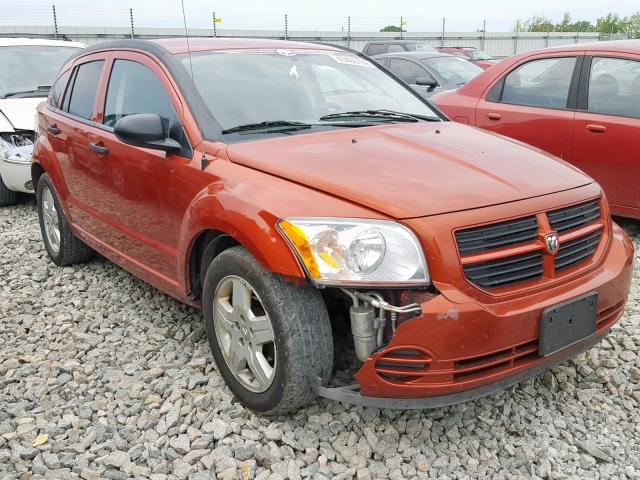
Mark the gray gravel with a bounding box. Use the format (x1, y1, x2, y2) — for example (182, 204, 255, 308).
(1, 199, 639, 480)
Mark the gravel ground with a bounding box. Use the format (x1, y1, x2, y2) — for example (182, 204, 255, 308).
(1, 199, 639, 480)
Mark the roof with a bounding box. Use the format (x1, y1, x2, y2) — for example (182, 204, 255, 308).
(0, 37, 85, 49)
(533, 39, 640, 55)
(149, 37, 341, 55)
(372, 51, 452, 61)
(363, 40, 429, 45)
(440, 46, 479, 50)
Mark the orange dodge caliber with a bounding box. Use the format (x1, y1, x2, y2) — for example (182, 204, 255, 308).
(32, 38, 633, 414)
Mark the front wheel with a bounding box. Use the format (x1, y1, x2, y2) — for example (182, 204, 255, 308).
(202, 246, 333, 415)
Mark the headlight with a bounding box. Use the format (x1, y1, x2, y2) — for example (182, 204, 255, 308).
(278, 218, 430, 286)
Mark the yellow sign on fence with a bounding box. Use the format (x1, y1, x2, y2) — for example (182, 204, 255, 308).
(214, 17, 222, 23)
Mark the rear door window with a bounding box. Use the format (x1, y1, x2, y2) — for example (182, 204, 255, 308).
(65, 60, 104, 120)
(498, 57, 577, 109)
(388, 58, 428, 85)
(587, 56, 640, 118)
(387, 44, 406, 53)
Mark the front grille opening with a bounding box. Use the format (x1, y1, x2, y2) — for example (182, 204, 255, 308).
(375, 348, 431, 383)
(555, 230, 601, 271)
(453, 340, 538, 381)
(547, 200, 600, 233)
(455, 216, 538, 255)
(463, 252, 543, 288)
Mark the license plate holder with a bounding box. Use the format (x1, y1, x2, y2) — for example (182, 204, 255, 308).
(538, 292, 598, 357)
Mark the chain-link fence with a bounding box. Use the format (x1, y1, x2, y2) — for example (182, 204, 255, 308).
(0, 3, 627, 57)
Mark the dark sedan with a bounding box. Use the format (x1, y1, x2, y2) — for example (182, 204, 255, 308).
(373, 51, 483, 98)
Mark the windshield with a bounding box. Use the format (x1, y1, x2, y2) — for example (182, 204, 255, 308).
(469, 50, 493, 61)
(0, 45, 81, 98)
(423, 57, 483, 85)
(181, 49, 439, 131)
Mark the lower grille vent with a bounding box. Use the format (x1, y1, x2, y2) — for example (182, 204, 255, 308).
(463, 252, 543, 288)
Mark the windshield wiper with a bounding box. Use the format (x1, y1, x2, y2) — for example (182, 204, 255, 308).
(1, 86, 52, 99)
(221, 120, 313, 134)
(320, 109, 437, 122)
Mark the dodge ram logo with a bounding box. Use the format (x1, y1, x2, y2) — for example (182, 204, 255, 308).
(545, 234, 559, 254)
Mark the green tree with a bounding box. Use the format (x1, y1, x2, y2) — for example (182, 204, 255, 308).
(379, 25, 403, 32)
(522, 15, 555, 32)
(596, 13, 624, 34)
(622, 12, 640, 38)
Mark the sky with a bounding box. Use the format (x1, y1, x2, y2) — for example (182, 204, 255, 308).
(2, 0, 639, 32)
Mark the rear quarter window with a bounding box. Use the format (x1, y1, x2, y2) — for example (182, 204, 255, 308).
(49, 69, 71, 109)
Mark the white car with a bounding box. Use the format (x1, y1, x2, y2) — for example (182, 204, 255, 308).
(0, 38, 85, 206)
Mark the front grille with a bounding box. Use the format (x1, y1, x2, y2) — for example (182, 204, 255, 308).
(555, 230, 601, 271)
(455, 216, 539, 255)
(462, 252, 543, 288)
(547, 200, 600, 233)
(374, 348, 431, 382)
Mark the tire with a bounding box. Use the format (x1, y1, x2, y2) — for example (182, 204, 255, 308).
(203, 246, 333, 415)
(0, 175, 18, 206)
(37, 173, 94, 266)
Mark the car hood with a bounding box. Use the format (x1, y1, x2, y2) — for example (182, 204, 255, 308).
(0, 98, 44, 131)
(226, 122, 592, 219)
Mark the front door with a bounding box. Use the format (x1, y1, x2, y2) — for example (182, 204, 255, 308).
(572, 54, 640, 215)
(87, 53, 195, 286)
(475, 55, 581, 161)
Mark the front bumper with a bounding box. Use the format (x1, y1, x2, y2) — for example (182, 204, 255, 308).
(0, 151, 33, 193)
(319, 221, 633, 407)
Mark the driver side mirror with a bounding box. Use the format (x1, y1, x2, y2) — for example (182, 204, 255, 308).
(416, 77, 438, 90)
(114, 113, 181, 153)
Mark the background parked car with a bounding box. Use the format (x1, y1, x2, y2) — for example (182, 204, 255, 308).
(361, 40, 437, 57)
(437, 46, 497, 69)
(373, 52, 483, 98)
(432, 40, 640, 219)
(0, 38, 85, 206)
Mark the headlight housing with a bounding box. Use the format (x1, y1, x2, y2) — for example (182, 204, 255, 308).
(278, 218, 430, 286)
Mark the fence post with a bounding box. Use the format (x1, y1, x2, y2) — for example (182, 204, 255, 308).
(52, 4, 59, 40)
(129, 8, 135, 39)
(284, 14, 288, 40)
(400, 17, 403, 39)
(481, 19, 486, 50)
(546, 29, 550, 48)
(347, 16, 351, 48)
(514, 26, 519, 54)
(441, 17, 446, 47)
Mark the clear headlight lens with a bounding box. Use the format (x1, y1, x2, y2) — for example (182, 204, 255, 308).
(278, 218, 430, 286)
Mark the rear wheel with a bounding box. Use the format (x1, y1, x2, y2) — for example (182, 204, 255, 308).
(0, 175, 18, 206)
(203, 246, 333, 415)
(37, 173, 94, 266)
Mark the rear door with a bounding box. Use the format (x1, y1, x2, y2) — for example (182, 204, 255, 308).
(45, 53, 108, 232)
(572, 54, 640, 214)
(475, 54, 582, 160)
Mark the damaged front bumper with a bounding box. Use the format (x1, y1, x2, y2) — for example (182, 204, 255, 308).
(317, 222, 633, 408)
(0, 141, 34, 193)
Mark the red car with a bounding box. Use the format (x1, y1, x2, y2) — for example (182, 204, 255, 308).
(33, 38, 632, 414)
(433, 40, 640, 219)
(436, 47, 497, 69)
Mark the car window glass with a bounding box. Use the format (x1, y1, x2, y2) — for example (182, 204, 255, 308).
(366, 44, 386, 56)
(424, 57, 482, 85)
(66, 60, 104, 120)
(501, 57, 576, 109)
(588, 57, 640, 118)
(388, 58, 427, 84)
(103, 59, 189, 152)
(387, 44, 406, 53)
(49, 69, 71, 109)
(312, 65, 368, 94)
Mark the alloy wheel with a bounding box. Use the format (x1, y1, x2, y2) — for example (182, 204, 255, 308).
(213, 275, 277, 393)
(41, 185, 61, 254)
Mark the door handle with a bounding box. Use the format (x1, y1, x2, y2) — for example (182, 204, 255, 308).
(486, 112, 502, 120)
(89, 142, 109, 156)
(47, 125, 61, 135)
(586, 124, 607, 133)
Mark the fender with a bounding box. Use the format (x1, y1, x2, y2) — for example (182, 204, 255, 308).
(178, 184, 307, 294)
